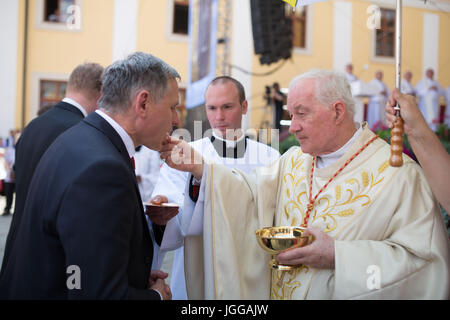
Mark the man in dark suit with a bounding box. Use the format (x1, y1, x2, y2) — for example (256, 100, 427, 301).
(0, 63, 104, 275)
(0, 52, 179, 299)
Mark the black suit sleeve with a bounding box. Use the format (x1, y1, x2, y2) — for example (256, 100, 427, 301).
(56, 160, 160, 300)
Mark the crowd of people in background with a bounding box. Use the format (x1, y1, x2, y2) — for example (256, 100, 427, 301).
(267, 64, 449, 134)
(344, 64, 449, 131)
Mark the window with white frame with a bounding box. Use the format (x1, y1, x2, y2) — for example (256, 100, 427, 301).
(284, 4, 312, 54)
(36, 0, 82, 31)
(375, 8, 395, 58)
(40, 80, 67, 111)
(44, 0, 74, 23)
(173, 0, 189, 35)
(167, 0, 189, 41)
(285, 4, 307, 49)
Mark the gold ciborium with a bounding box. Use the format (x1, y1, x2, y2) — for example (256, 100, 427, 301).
(255, 226, 313, 271)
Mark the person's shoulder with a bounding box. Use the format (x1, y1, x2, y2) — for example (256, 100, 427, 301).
(24, 103, 82, 134)
(248, 139, 281, 155)
(278, 146, 304, 163)
(189, 137, 210, 149)
(370, 136, 422, 175)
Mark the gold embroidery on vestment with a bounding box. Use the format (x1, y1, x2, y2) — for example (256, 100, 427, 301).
(276, 151, 392, 299)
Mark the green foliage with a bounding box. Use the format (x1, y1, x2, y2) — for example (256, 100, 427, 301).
(279, 134, 299, 154)
(435, 124, 450, 154)
(374, 123, 450, 161)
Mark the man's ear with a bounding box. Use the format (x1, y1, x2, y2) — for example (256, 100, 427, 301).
(333, 101, 347, 124)
(241, 100, 248, 115)
(135, 89, 152, 116)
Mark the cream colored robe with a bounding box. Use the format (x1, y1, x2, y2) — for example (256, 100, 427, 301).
(184, 124, 450, 299)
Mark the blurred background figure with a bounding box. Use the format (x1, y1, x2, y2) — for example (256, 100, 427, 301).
(0, 139, 5, 190)
(345, 63, 358, 83)
(401, 71, 415, 96)
(367, 70, 389, 129)
(445, 86, 450, 127)
(415, 68, 445, 131)
(2, 130, 15, 149)
(272, 82, 285, 131)
(1, 133, 16, 216)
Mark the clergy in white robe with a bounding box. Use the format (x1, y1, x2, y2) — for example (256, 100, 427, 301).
(345, 64, 358, 83)
(153, 135, 279, 299)
(150, 76, 280, 299)
(415, 69, 445, 131)
(400, 71, 415, 96)
(161, 70, 450, 300)
(367, 71, 389, 129)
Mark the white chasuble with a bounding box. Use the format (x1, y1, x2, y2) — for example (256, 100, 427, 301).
(185, 124, 450, 299)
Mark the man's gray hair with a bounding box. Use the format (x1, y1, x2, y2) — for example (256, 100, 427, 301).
(99, 52, 180, 113)
(289, 69, 355, 116)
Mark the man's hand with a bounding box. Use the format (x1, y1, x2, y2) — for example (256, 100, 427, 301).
(275, 227, 335, 269)
(145, 195, 179, 225)
(385, 88, 428, 140)
(160, 137, 204, 180)
(149, 270, 171, 300)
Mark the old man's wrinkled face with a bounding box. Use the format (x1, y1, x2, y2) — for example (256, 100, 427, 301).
(287, 79, 339, 156)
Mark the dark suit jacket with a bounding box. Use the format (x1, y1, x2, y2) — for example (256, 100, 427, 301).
(1, 102, 84, 274)
(0, 112, 160, 299)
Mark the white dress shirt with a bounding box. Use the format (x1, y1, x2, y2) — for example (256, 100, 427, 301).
(95, 109, 135, 158)
(62, 97, 88, 118)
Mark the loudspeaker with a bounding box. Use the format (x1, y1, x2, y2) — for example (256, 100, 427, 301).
(250, 0, 292, 65)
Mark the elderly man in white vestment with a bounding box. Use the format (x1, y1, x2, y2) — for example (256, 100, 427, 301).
(161, 70, 450, 300)
(150, 76, 280, 299)
(415, 68, 445, 131)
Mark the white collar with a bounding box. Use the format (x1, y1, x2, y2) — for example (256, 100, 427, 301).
(62, 97, 88, 118)
(212, 130, 245, 148)
(317, 123, 362, 169)
(95, 109, 135, 158)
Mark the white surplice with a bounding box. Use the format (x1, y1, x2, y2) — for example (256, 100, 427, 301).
(151, 136, 280, 299)
(345, 72, 357, 83)
(400, 79, 415, 96)
(415, 78, 445, 131)
(184, 123, 450, 299)
(367, 79, 389, 129)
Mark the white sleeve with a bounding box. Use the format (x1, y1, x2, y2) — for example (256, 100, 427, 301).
(415, 80, 428, 97)
(136, 149, 161, 202)
(180, 171, 207, 237)
(152, 164, 189, 252)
